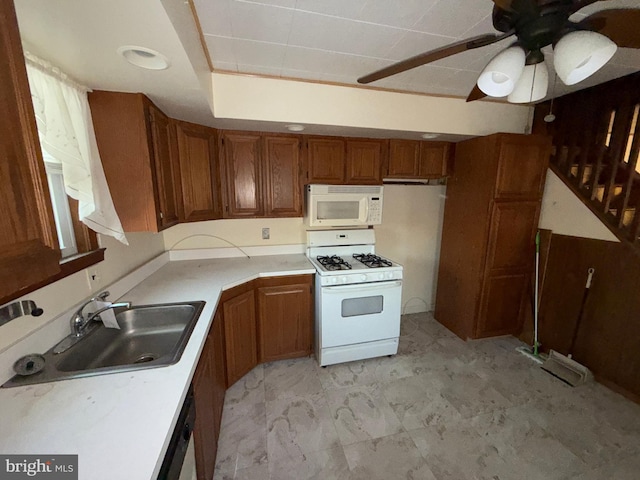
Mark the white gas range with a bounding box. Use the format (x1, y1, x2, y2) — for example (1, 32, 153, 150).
(307, 229, 403, 366)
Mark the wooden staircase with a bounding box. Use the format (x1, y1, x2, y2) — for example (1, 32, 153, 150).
(535, 72, 640, 249)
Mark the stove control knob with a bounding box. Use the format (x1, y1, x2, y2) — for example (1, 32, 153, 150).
(330, 277, 338, 284)
(378, 273, 385, 280)
(386, 272, 394, 279)
(360, 274, 367, 282)
(341, 277, 348, 284)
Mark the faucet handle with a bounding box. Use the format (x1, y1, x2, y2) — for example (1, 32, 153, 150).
(95, 291, 110, 302)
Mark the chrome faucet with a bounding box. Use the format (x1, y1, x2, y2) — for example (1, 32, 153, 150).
(85, 302, 132, 324)
(69, 291, 110, 337)
(55, 293, 132, 355)
(69, 291, 132, 337)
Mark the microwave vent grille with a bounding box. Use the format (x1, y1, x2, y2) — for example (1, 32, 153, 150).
(326, 185, 382, 194)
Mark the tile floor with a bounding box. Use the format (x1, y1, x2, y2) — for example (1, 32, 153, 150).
(213, 312, 640, 480)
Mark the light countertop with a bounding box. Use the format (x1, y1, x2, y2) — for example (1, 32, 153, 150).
(0, 254, 315, 480)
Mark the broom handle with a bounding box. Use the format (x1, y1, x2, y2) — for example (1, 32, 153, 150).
(569, 267, 595, 357)
(533, 231, 540, 355)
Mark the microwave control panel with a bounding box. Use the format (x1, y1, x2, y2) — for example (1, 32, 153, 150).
(367, 198, 382, 223)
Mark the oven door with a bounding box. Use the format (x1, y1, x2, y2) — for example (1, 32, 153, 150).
(319, 280, 402, 347)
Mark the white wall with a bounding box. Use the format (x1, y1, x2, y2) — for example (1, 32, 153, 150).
(162, 217, 306, 250)
(0, 232, 165, 353)
(211, 73, 532, 137)
(375, 185, 446, 314)
(539, 170, 619, 242)
(164, 186, 444, 315)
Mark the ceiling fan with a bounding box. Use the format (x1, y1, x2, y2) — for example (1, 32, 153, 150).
(357, 0, 640, 103)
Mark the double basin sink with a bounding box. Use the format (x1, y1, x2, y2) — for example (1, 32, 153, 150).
(3, 301, 205, 388)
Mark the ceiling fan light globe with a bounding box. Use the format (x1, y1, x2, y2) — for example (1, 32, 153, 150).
(508, 62, 549, 104)
(477, 46, 526, 97)
(553, 31, 617, 86)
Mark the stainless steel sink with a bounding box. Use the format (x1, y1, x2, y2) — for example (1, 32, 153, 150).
(2, 301, 205, 388)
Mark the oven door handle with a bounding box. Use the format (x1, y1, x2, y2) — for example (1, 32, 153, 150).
(323, 281, 402, 293)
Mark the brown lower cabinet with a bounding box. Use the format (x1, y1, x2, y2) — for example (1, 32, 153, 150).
(223, 285, 258, 386)
(193, 274, 314, 479)
(193, 310, 226, 480)
(257, 276, 313, 362)
(222, 275, 314, 384)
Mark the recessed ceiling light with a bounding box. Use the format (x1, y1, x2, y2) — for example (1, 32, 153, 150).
(286, 124, 305, 132)
(117, 46, 170, 70)
(421, 133, 439, 139)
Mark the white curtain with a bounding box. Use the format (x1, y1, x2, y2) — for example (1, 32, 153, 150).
(24, 51, 128, 245)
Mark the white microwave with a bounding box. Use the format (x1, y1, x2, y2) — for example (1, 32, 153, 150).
(304, 184, 384, 227)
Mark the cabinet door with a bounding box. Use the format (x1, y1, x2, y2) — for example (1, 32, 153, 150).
(221, 133, 263, 217)
(387, 140, 420, 178)
(476, 201, 539, 337)
(264, 135, 302, 216)
(176, 121, 222, 222)
(0, 0, 60, 301)
(346, 140, 383, 184)
(211, 309, 226, 435)
(495, 134, 550, 200)
(193, 338, 217, 480)
(257, 276, 313, 362)
(147, 104, 180, 229)
(223, 289, 258, 386)
(419, 142, 451, 178)
(485, 201, 539, 273)
(476, 273, 528, 338)
(306, 137, 345, 184)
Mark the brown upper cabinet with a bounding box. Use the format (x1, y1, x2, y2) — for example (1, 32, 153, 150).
(174, 121, 222, 222)
(387, 140, 452, 179)
(220, 132, 302, 218)
(89, 91, 181, 232)
(263, 135, 303, 217)
(345, 140, 384, 184)
(306, 136, 384, 185)
(220, 132, 264, 218)
(0, 0, 61, 301)
(306, 137, 345, 184)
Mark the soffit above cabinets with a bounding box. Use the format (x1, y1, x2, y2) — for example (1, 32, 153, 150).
(12, 0, 640, 134)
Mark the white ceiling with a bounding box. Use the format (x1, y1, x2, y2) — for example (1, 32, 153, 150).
(14, 0, 217, 126)
(12, 0, 640, 134)
(195, 0, 640, 100)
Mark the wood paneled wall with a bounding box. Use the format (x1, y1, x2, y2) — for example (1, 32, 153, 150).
(534, 234, 640, 400)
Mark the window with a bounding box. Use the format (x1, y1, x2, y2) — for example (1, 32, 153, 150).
(622, 103, 640, 172)
(605, 109, 616, 147)
(43, 158, 78, 258)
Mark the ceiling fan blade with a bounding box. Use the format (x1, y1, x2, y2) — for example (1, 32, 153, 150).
(357, 32, 514, 84)
(492, 0, 516, 12)
(570, 0, 611, 14)
(578, 9, 640, 49)
(493, 0, 539, 15)
(466, 84, 487, 103)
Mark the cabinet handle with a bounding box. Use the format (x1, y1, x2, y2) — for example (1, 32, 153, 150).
(159, 211, 164, 219)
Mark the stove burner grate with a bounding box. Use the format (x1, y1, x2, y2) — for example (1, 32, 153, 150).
(352, 253, 392, 268)
(317, 255, 352, 271)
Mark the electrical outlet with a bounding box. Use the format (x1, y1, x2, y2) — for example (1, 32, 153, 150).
(262, 227, 270, 240)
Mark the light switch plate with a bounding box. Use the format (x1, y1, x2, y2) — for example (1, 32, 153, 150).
(262, 227, 270, 240)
